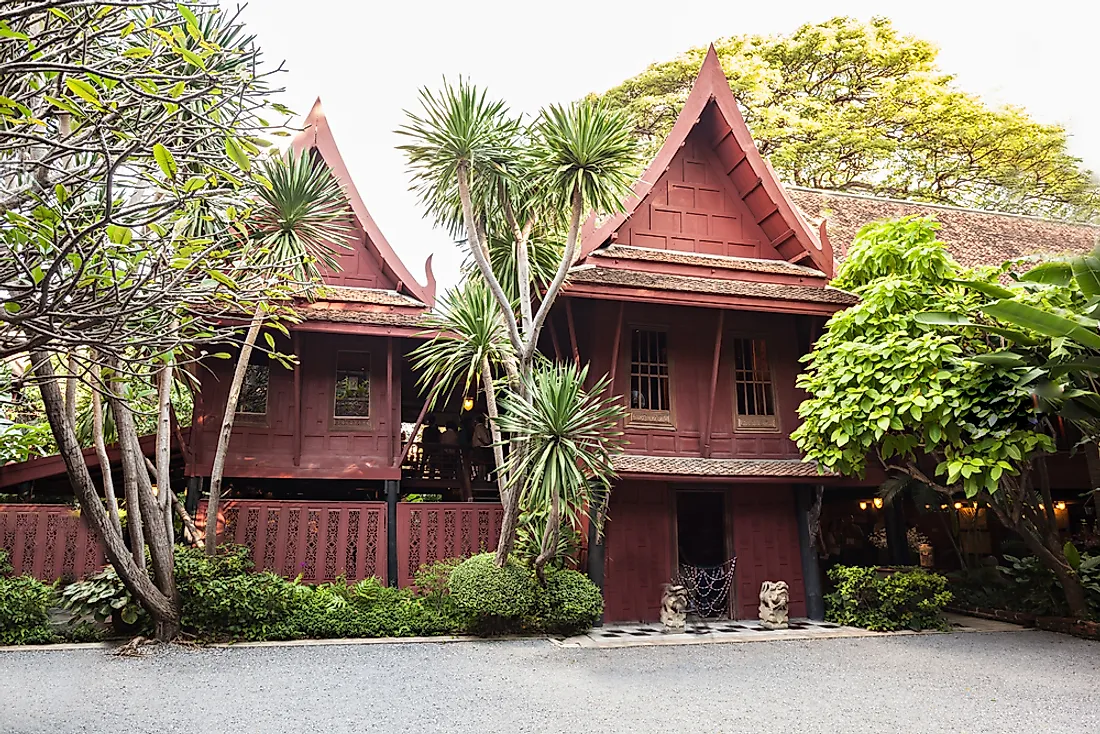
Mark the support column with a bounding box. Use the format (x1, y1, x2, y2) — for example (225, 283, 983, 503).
(885, 498, 910, 567)
(184, 475, 203, 516)
(795, 485, 825, 620)
(386, 479, 399, 588)
(586, 499, 606, 627)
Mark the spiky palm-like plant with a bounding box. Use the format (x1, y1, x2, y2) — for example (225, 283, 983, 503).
(401, 82, 639, 569)
(204, 149, 354, 553)
(496, 363, 623, 577)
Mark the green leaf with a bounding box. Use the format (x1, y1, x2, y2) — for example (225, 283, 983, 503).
(952, 279, 1014, 299)
(122, 47, 153, 59)
(208, 270, 238, 289)
(0, 22, 30, 41)
(120, 607, 139, 625)
(4, 302, 20, 314)
(153, 143, 177, 179)
(264, 332, 275, 349)
(982, 299, 1100, 350)
(65, 78, 101, 108)
(106, 224, 133, 245)
(178, 47, 206, 70)
(1064, 541, 1081, 571)
(176, 3, 201, 27)
(1071, 248, 1100, 296)
(44, 95, 80, 116)
(224, 136, 251, 172)
(183, 176, 207, 192)
(1020, 261, 1073, 287)
(969, 351, 1027, 367)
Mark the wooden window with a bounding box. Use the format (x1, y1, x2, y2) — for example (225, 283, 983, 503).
(334, 351, 370, 419)
(733, 338, 777, 430)
(236, 364, 269, 415)
(629, 329, 671, 426)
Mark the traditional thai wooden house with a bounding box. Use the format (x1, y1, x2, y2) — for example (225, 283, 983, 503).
(545, 47, 861, 622)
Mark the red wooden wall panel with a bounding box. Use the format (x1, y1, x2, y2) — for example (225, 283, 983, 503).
(603, 481, 673, 622)
(316, 222, 398, 290)
(576, 299, 803, 460)
(729, 485, 806, 619)
(192, 332, 399, 480)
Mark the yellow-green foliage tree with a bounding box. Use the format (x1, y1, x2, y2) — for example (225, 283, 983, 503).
(596, 17, 1099, 221)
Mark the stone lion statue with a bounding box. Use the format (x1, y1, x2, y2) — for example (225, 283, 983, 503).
(758, 580, 789, 629)
(660, 583, 688, 630)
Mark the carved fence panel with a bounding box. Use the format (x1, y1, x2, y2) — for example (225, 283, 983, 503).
(396, 503, 504, 588)
(197, 500, 387, 583)
(0, 504, 104, 580)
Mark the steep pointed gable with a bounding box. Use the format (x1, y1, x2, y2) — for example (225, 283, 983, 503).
(579, 46, 833, 276)
(292, 99, 436, 305)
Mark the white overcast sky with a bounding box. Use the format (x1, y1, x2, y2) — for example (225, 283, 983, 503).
(238, 0, 1100, 294)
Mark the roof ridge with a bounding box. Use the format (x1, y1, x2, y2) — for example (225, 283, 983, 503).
(789, 186, 1100, 229)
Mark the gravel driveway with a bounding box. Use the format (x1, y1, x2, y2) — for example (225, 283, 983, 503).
(1, 631, 1097, 733)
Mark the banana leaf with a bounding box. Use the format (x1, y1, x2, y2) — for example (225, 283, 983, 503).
(981, 300, 1100, 350)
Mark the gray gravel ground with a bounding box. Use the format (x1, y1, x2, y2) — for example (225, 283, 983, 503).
(1, 630, 1097, 734)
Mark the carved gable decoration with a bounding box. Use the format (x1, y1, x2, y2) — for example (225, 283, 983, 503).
(580, 46, 833, 277)
(292, 99, 436, 304)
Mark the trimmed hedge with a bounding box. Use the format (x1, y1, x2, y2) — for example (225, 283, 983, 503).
(536, 568, 603, 635)
(450, 553, 537, 634)
(826, 565, 952, 631)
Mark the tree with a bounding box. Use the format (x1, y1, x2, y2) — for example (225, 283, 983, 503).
(595, 17, 1100, 221)
(399, 82, 638, 573)
(792, 216, 1092, 618)
(0, 1, 298, 640)
(203, 149, 354, 553)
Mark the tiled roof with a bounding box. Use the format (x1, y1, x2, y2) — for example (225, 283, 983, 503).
(612, 454, 832, 477)
(294, 303, 428, 328)
(789, 188, 1100, 269)
(568, 265, 857, 306)
(590, 245, 826, 278)
(310, 285, 426, 308)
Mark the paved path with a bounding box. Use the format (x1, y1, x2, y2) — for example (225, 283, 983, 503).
(1, 631, 1097, 733)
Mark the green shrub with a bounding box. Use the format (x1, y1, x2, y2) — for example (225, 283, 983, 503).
(0, 575, 55, 645)
(450, 553, 536, 634)
(412, 558, 468, 631)
(0, 548, 13, 577)
(826, 565, 952, 631)
(182, 570, 300, 640)
(61, 620, 103, 643)
(535, 568, 603, 635)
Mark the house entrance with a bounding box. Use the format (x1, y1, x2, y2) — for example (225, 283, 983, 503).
(675, 489, 734, 618)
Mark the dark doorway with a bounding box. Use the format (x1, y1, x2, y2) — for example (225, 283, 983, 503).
(676, 490, 726, 567)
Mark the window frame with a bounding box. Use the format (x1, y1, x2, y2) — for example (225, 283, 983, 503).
(626, 325, 674, 429)
(332, 350, 372, 430)
(730, 336, 780, 432)
(234, 361, 270, 425)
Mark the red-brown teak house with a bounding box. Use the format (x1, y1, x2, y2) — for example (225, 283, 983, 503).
(187, 99, 436, 489)
(550, 47, 859, 622)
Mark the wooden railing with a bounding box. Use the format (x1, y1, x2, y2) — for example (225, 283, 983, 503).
(0, 504, 104, 580)
(396, 502, 504, 588)
(197, 499, 387, 583)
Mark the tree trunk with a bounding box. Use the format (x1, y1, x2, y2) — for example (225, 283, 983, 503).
(987, 498, 1090, 619)
(30, 352, 178, 637)
(155, 360, 174, 544)
(482, 357, 517, 567)
(90, 361, 122, 537)
(205, 304, 265, 554)
(107, 367, 146, 569)
(108, 388, 180, 640)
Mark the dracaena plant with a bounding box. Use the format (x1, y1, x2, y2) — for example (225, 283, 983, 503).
(400, 81, 639, 571)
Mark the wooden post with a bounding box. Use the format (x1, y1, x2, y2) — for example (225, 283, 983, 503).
(702, 310, 725, 459)
(796, 485, 825, 620)
(607, 302, 624, 395)
(385, 479, 399, 587)
(549, 315, 564, 362)
(292, 331, 302, 467)
(387, 336, 396, 463)
(565, 298, 581, 368)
